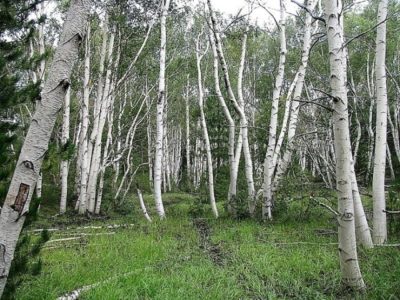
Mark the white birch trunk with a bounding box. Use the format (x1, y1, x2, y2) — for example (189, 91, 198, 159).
(263, 0, 287, 220)
(153, 0, 171, 218)
(87, 26, 116, 213)
(77, 22, 91, 214)
(60, 86, 71, 214)
(372, 0, 388, 245)
(324, 0, 365, 289)
(196, 35, 218, 218)
(0, 0, 90, 295)
(208, 1, 253, 214)
(209, 29, 237, 215)
(237, 28, 256, 215)
(272, 0, 316, 192)
(185, 75, 192, 184)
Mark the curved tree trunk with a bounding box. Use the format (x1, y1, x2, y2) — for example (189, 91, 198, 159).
(0, 0, 90, 296)
(196, 34, 218, 218)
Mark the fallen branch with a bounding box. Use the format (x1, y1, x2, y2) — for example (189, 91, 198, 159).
(46, 232, 115, 244)
(384, 210, 400, 214)
(374, 244, 400, 247)
(57, 269, 149, 300)
(47, 237, 83, 244)
(257, 239, 338, 246)
(30, 223, 135, 234)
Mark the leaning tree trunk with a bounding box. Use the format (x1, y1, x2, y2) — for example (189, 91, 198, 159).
(60, 86, 71, 214)
(153, 0, 171, 219)
(0, 0, 90, 296)
(272, 0, 316, 192)
(372, 0, 388, 245)
(208, 0, 252, 215)
(209, 29, 237, 216)
(324, 0, 365, 289)
(196, 34, 218, 218)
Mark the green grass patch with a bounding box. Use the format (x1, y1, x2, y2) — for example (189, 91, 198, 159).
(14, 192, 400, 300)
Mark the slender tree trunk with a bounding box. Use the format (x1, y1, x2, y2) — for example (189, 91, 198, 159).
(386, 144, 395, 180)
(77, 22, 91, 214)
(185, 75, 191, 185)
(60, 86, 71, 214)
(153, 0, 171, 218)
(208, 0, 252, 215)
(272, 0, 316, 192)
(365, 55, 375, 184)
(263, 0, 287, 220)
(209, 29, 237, 216)
(324, 0, 365, 289)
(0, 0, 90, 295)
(237, 28, 256, 215)
(196, 34, 218, 218)
(373, 0, 388, 245)
(388, 104, 400, 164)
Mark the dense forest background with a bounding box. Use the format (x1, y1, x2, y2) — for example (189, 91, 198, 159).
(0, 0, 399, 298)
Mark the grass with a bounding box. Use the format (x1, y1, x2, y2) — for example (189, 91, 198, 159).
(13, 192, 400, 300)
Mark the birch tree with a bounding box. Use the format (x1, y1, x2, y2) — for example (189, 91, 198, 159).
(324, 0, 365, 289)
(0, 0, 91, 295)
(60, 86, 71, 214)
(263, 0, 287, 220)
(153, 0, 171, 218)
(372, 0, 388, 245)
(195, 32, 218, 218)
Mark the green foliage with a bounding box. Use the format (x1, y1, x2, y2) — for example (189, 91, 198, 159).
(387, 178, 400, 236)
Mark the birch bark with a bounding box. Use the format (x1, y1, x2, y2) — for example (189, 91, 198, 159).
(0, 0, 90, 295)
(209, 29, 237, 215)
(324, 0, 365, 289)
(77, 22, 91, 214)
(196, 34, 218, 218)
(272, 0, 316, 192)
(153, 0, 171, 218)
(372, 0, 388, 245)
(263, 0, 287, 220)
(60, 86, 71, 214)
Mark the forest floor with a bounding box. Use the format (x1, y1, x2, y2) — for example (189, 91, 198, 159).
(15, 192, 400, 300)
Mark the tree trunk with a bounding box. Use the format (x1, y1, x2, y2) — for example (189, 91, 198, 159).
(77, 22, 91, 214)
(60, 86, 71, 214)
(263, 0, 287, 220)
(153, 0, 171, 218)
(0, 0, 90, 296)
(237, 28, 256, 215)
(272, 0, 316, 192)
(324, 0, 365, 289)
(209, 29, 237, 216)
(372, 0, 388, 245)
(196, 34, 218, 218)
(185, 75, 192, 185)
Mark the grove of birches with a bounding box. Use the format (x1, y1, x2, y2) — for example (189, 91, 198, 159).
(0, 0, 400, 299)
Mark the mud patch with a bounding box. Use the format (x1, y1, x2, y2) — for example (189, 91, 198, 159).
(192, 218, 226, 266)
